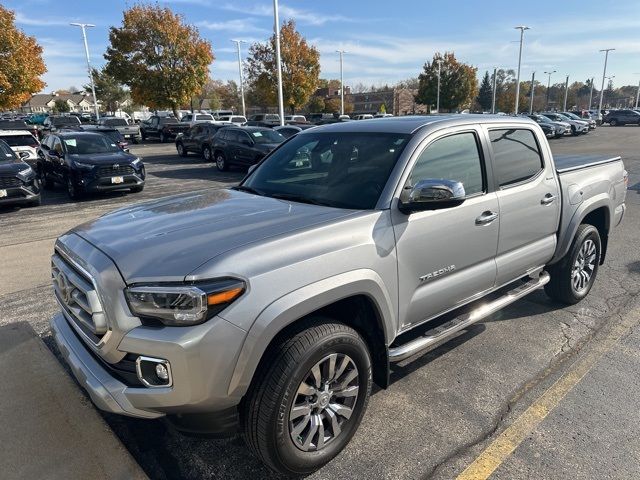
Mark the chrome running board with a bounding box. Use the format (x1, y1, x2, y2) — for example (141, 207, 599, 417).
(389, 272, 550, 362)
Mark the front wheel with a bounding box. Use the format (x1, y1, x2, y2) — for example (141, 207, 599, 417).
(203, 146, 212, 161)
(610, 119, 618, 126)
(215, 152, 228, 171)
(176, 142, 187, 157)
(241, 320, 372, 476)
(545, 224, 601, 304)
(159, 132, 166, 143)
(66, 176, 81, 200)
(130, 185, 144, 193)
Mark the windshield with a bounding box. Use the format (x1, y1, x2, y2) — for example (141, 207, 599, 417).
(195, 114, 214, 121)
(250, 130, 285, 144)
(52, 116, 81, 126)
(103, 118, 128, 126)
(1, 134, 38, 147)
(0, 140, 17, 161)
(62, 134, 121, 154)
(232, 117, 246, 123)
(160, 117, 179, 124)
(241, 132, 411, 209)
(563, 112, 580, 120)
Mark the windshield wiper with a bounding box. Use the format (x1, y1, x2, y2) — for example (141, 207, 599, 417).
(233, 185, 265, 196)
(267, 192, 332, 207)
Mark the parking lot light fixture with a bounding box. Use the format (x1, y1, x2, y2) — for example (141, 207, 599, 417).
(336, 50, 347, 115)
(70, 23, 99, 120)
(529, 71, 535, 114)
(436, 58, 443, 113)
(231, 40, 247, 117)
(273, 0, 285, 126)
(563, 75, 570, 111)
(513, 26, 530, 114)
(598, 48, 615, 115)
(544, 70, 556, 110)
(588, 77, 595, 109)
(492, 67, 497, 114)
(634, 74, 640, 109)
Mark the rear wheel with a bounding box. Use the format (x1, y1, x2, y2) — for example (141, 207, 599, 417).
(545, 224, 601, 304)
(215, 152, 228, 171)
(203, 146, 212, 161)
(159, 132, 166, 143)
(176, 142, 188, 157)
(39, 166, 54, 189)
(241, 319, 372, 476)
(610, 118, 618, 126)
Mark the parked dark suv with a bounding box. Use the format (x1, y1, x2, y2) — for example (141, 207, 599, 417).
(0, 139, 41, 207)
(37, 132, 145, 199)
(140, 115, 189, 142)
(175, 123, 229, 160)
(211, 127, 285, 171)
(604, 109, 640, 126)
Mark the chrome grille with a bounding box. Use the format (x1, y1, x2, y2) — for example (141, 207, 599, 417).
(52, 251, 108, 343)
(97, 164, 134, 177)
(0, 176, 21, 188)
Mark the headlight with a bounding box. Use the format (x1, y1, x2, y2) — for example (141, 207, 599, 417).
(125, 278, 245, 326)
(131, 157, 143, 168)
(17, 166, 35, 180)
(73, 161, 94, 170)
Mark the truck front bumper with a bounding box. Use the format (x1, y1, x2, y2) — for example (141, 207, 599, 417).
(51, 309, 248, 421)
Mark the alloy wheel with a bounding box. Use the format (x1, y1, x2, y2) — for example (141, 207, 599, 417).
(216, 155, 225, 170)
(289, 353, 359, 452)
(571, 239, 597, 293)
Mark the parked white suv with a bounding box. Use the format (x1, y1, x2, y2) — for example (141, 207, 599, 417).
(0, 130, 39, 165)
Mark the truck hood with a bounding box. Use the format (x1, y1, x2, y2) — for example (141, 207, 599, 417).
(72, 189, 355, 283)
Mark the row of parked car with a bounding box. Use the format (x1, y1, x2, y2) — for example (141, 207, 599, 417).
(525, 111, 597, 138)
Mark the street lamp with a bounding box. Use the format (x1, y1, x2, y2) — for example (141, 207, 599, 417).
(513, 25, 530, 114)
(544, 70, 556, 110)
(231, 39, 247, 117)
(529, 71, 535, 114)
(588, 76, 595, 110)
(634, 73, 640, 109)
(436, 58, 443, 113)
(597, 48, 615, 115)
(336, 50, 347, 115)
(70, 23, 99, 120)
(273, 0, 285, 126)
(563, 75, 570, 111)
(491, 66, 497, 114)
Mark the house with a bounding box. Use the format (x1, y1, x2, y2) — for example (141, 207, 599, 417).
(21, 92, 99, 113)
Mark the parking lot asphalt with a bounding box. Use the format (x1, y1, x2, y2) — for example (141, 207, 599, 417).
(0, 126, 639, 479)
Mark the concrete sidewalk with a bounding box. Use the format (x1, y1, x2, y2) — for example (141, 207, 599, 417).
(0, 322, 147, 480)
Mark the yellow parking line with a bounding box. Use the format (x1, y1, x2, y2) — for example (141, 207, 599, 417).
(457, 309, 638, 480)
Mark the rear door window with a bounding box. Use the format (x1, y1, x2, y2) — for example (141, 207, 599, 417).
(489, 129, 544, 187)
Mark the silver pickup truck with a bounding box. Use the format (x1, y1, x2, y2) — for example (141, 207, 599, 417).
(50, 115, 627, 476)
(98, 117, 141, 143)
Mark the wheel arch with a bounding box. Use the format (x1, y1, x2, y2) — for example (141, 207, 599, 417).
(227, 272, 395, 399)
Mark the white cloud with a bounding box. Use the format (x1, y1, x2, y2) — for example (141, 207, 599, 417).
(220, 3, 356, 26)
(14, 11, 74, 27)
(197, 18, 269, 34)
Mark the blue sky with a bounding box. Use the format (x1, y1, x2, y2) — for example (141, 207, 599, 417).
(5, 0, 640, 93)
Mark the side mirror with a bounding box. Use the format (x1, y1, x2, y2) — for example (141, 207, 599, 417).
(48, 149, 61, 158)
(399, 179, 466, 213)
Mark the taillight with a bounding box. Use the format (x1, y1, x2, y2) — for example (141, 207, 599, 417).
(623, 170, 629, 189)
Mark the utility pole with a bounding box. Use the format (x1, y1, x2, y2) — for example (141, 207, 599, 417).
(436, 58, 443, 113)
(491, 67, 497, 114)
(563, 75, 569, 111)
(588, 77, 595, 110)
(634, 74, 640, 109)
(598, 48, 615, 116)
(231, 40, 247, 117)
(273, 0, 285, 125)
(336, 50, 346, 115)
(513, 26, 530, 114)
(544, 70, 556, 110)
(70, 23, 99, 120)
(529, 71, 535, 114)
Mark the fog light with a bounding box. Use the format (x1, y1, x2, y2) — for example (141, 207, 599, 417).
(135, 356, 173, 388)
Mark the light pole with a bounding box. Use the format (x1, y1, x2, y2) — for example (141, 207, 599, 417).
(273, 0, 285, 125)
(231, 40, 247, 117)
(563, 75, 570, 111)
(529, 71, 535, 114)
(336, 50, 346, 115)
(597, 48, 615, 115)
(544, 70, 556, 110)
(603, 75, 615, 108)
(513, 25, 530, 114)
(70, 23, 99, 120)
(491, 67, 497, 114)
(634, 74, 640, 109)
(436, 58, 443, 113)
(588, 77, 595, 109)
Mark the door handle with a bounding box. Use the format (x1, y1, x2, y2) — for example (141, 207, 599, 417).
(541, 194, 557, 205)
(475, 211, 499, 225)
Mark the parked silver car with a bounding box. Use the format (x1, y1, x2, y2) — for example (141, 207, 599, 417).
(542, 112, 589, 135)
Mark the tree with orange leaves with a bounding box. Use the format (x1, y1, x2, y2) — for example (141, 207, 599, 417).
(0, 6, 46, 110)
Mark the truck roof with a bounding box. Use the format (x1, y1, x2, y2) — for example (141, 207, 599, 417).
(307, 114, 537, 134)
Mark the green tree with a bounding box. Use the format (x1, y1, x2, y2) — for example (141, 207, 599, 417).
(379, 103, 387, 114)
(0, 6, 47, 109)
(306, 96, 324, 112)
(53, 99, 70, 113)
(477, 71, 493, 111)
(246, 20, 320, 113)
(323, 97, 340, 113)
(415, 52, 478, 112)
(104, 4, 214, 117)
(84, 67, 127, 113)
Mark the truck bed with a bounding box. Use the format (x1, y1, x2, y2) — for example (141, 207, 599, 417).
(554, 154, 622, 173)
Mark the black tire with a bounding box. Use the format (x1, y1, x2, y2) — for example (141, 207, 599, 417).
(215, 151, 228, 171)
(159, 132, 166, 143)
(28, 195, 42, 207)
(141, 131, 147, 141)
(571, 125, 578, 135)
(66, 176, 81, 200)
(610, 118, 618, 127)
(39, 166, 54, 190)
(203, 145, 212, 161)
(241, 319, 372, 476)
(176, 142, 188, 157)
(545, 224, 601, 305)
(130, 185, 144, 193)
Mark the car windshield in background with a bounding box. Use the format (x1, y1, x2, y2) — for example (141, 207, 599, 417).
(563, 112, 581, 120)
(52, 117, 81, 126)
(62, 135, 121, 154)
(160, 118, 179, 124)
(104, 118, 128, 126)
(196, 114, 214, 121)
(1, 134, 38, 147)
(241, 132, 411, 210)
(251, 130, 285, 144)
